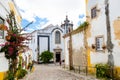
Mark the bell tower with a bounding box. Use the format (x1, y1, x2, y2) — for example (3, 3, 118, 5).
(61, 16, 73, 34)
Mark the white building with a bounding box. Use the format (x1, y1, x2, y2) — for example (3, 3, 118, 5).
(63, 0, 120, 74)
(0, 0, 22, 79)
(87, 0, 120, 67)
(29, 16, 73, 63)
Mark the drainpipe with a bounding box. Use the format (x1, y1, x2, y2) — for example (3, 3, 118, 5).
(105, 0, 114, 66)
(105, 0, 114, 79)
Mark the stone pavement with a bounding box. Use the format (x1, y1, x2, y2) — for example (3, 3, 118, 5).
(20, 63, 99, 80)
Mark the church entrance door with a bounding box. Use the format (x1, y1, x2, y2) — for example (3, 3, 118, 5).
(56, 52, 61, 62)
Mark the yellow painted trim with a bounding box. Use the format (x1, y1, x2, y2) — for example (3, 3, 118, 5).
(86, 0, 88, 5)
(0, 72, 6, 80)
(8, 2, 22, 23)
(113, 19, 120, 40)
(115, 67, 120, 75)
(87, 48, 91, 67)
(87, 48, 96, 74)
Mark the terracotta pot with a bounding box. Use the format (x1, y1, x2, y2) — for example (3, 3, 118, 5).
(92, 44, 96, 49)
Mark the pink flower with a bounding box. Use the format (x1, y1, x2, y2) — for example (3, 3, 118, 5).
(8, 47, 14, 56)
(5, 42, 9, 45)
(13, 34, 16, 36)
(0, 44, 5, 46)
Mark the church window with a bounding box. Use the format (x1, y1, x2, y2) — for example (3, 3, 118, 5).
(55, 31, 61, 44)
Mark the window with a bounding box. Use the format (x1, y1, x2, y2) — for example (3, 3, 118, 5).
(0, 17, 4, 39)
(96, 36, 104, 51)
(55, 31, 61, 44)
(91, 7, 97, 19)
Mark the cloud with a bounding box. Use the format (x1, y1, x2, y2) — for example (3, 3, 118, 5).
(15, 0, 86, 32)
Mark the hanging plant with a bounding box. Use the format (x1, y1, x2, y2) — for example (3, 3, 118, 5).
(102, 44, 106, 50)
(92, 44, 96, 49)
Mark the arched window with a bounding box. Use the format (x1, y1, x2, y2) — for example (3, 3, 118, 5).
(55, 31, 61, 44)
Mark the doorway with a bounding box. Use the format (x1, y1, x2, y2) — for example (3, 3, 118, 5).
(56, 52, 61, 62)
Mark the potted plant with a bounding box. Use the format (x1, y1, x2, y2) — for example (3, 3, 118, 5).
(92, 44, 96, 49)
(102, 44, 106, 49)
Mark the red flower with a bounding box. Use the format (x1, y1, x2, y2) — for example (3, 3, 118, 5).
(0, 44, 5, 46)
(8, 47, 14, 56)
(13, 34, 16, 36)
(6, 19, 10, 24)
(5, 42, 9, 45)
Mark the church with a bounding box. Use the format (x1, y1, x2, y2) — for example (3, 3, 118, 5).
(29, 16, 73, 63)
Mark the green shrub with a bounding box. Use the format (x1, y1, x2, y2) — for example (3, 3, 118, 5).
(4, 71, 15, 80)
(95, 63, 109, 78)
(18, 56, 22, 69)
(39, 51, 53, 63)
(16, 69, 27, 79)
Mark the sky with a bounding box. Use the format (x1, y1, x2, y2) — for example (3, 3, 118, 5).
(15, 0, 86, 32)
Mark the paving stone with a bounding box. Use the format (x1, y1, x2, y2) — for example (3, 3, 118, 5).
(20, 64, 98, 80)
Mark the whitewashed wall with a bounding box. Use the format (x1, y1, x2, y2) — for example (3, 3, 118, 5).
(64, 31, 86, 67)
(29, 25, 65, 62)
(64, 36, 69, 66)
(72, 32, 87, 66)
(87, 0, 120, 66)
(72, 32, 84, 50)
(0, 52, 8, 72)
(29, 31, 38, 62)
(51, 28, 64, 61)
(0, 0, 10, 19)
(0, 0, 10, 48)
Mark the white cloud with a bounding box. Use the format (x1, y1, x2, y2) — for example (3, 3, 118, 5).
(15, 0, 86, 29)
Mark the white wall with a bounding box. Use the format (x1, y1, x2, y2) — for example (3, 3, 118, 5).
(0, 0, 10, 48)
(39, 37, 49, 54)
(30, 31, 38, 62)
(0, 52, 9, 72)
(51, 28, 64, 61)
(64, 31, 86, 66)
(29, 25, 65, 62)
(0, 0, 10, 19)
(87, 0, 120, 66)
(72, 32, 84, 50)
(64, 37, 69, 66)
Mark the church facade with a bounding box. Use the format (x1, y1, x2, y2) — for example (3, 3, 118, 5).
(29, 16, 73, 63)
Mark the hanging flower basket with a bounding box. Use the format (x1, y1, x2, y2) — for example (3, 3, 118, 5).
(92, 44, 96, 49)
(102, 45, 106, 49)
(0, 24, 8, 30)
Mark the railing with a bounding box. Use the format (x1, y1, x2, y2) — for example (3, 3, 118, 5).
(62, 65, 119, 80)
(72, 65, 96, 76)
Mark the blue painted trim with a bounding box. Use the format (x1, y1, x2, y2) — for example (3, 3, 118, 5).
(51, 28, 63, 33)
(37, 35, 50, 61)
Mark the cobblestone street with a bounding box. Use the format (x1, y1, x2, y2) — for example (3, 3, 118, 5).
(20, 64, 82, 80)
(20, 63, 98, 80)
